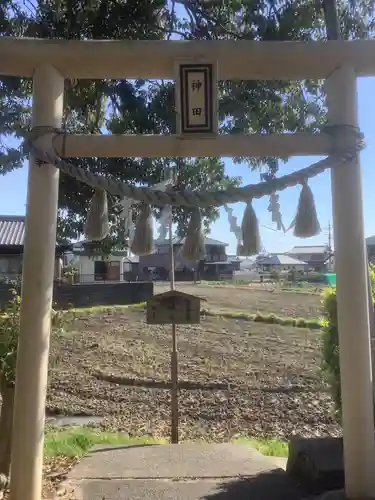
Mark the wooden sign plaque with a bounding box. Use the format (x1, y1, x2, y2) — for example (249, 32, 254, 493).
(146, 290, 203, 325)
(175, 61, 218, 137)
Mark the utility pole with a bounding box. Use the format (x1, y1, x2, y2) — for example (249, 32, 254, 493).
(328, 221, 332, 252)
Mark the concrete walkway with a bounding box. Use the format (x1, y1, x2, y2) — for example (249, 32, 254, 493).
(61, 443, 304, 500)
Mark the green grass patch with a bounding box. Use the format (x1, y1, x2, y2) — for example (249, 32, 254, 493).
(44, 427, 165, 459)
(70, 304, 136, 314)
(62, 303, 320, 330)
(202, 279, 253, 286)
(200, 308, 321, 330)
(233, 436, 288, 457)
(44, 427, 288, 459)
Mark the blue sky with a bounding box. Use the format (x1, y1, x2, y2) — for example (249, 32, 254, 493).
(0, 76, 374, 255)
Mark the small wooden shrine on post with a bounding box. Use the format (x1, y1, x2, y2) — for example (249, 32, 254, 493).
(146, 290, 204, 444)
(146, 290, 202, 326)
(1, 37, 375, 500)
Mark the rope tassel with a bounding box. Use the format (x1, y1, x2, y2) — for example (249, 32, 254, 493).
(293, 182, 321, 238)
(131, 204, 154, 256)
(239, 201, 261, 256)
(84, 189, 110, 241)
(182, 209, 205, 262)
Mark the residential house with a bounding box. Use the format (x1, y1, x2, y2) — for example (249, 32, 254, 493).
(123, 255, 140, 281)
(257, 254, 308, 273)
(139, 236, 234, 281)
(239, 257, 256, 271)
(67, 242, 139, 283)
(227, 255, 241, 271)
(286, 245, 332, 272)
(0, 215, 67, 281)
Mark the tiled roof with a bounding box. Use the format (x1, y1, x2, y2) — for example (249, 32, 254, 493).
(287, 245, 329, 255)
(260, 254, 307, 266)
(0, 215, 25, 246)
(157, 236, 228, 246)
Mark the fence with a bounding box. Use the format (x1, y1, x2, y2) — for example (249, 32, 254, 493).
(0, 280, 153, 310)
(65, 273, 140, 284)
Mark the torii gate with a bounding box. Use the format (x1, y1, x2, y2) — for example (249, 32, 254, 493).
(1, 37, 375, 500)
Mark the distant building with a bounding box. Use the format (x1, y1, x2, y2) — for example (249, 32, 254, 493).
(239, 257, 256, 271)
(257, 254, 308, 272)
(227, 255, 241, 271)
(67, 242, 139, 283)
(139, 236, 234, 281)
(0, 215, 68, 281)
(286, 245, 331, 272)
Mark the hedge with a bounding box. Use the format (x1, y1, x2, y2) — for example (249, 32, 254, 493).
(320, 264, 375, 417)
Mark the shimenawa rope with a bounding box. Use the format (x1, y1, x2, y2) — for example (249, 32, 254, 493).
(24, 124, 364, 259)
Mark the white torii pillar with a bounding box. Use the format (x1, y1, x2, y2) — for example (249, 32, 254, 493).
(10, 65, 64, 500)
(327, 65, 375, 498)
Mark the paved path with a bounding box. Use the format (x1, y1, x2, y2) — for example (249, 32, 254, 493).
(62, 443, 304, 500)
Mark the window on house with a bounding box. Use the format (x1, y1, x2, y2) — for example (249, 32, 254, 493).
(94, 260, 108, 281)
(0, 257, 22, 276)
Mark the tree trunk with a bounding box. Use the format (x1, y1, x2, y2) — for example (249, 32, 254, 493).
(0, 373, 15, 479)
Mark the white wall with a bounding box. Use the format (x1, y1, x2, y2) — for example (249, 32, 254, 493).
(79, 256, 94, 283)
(78, 255, 125, 283)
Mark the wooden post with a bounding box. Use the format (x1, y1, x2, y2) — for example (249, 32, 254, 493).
(171, 322, 178, 444)
(326, 65, 375, 498)
(168, 188, 178, 443)
(10, 65, 64, 500)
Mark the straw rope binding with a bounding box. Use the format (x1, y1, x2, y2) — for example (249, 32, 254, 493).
(24, 124, 364, 258)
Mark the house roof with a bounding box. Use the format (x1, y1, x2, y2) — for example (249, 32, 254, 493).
(260, 254, 307, 266)
(0, 215, 25, 246)
(366, 236, 375, 246)
(124, 256, 139, 263)
(227, 255, 240, 261)
(151, 290, 206, 302)
(240, 258, 256, 269)
(156, 237, 228, 247)
(287, 245, 329, 255)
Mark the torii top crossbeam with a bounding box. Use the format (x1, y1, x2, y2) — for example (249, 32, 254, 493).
(1, 37, 375, 80)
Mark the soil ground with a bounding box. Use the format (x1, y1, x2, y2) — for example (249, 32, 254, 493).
(47, 284, 340, 442)
(155, 283, 323, 318)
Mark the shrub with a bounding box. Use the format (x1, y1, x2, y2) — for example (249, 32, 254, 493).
(320, 264, 375, 417)
(0, 290, 21, 476)
(0, 292, 75, 477)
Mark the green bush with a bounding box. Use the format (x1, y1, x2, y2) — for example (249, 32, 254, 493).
(320, 264, 375, 417)
(0, 292, 76, 476)
(0, 290, 20, 386)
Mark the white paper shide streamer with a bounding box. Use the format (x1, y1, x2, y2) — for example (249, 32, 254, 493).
(224, 204, 243, 254)
(157, 205, 173, 242)
(118, 179, 173, 247)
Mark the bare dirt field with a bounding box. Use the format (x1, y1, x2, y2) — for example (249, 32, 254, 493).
(47, 284, 340, 441)
(156, 283, 323, 318)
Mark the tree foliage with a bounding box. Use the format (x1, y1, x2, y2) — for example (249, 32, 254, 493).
(0, 0, 374, 247)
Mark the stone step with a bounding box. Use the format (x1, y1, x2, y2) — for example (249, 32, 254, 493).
(63, 444, 303, 500)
